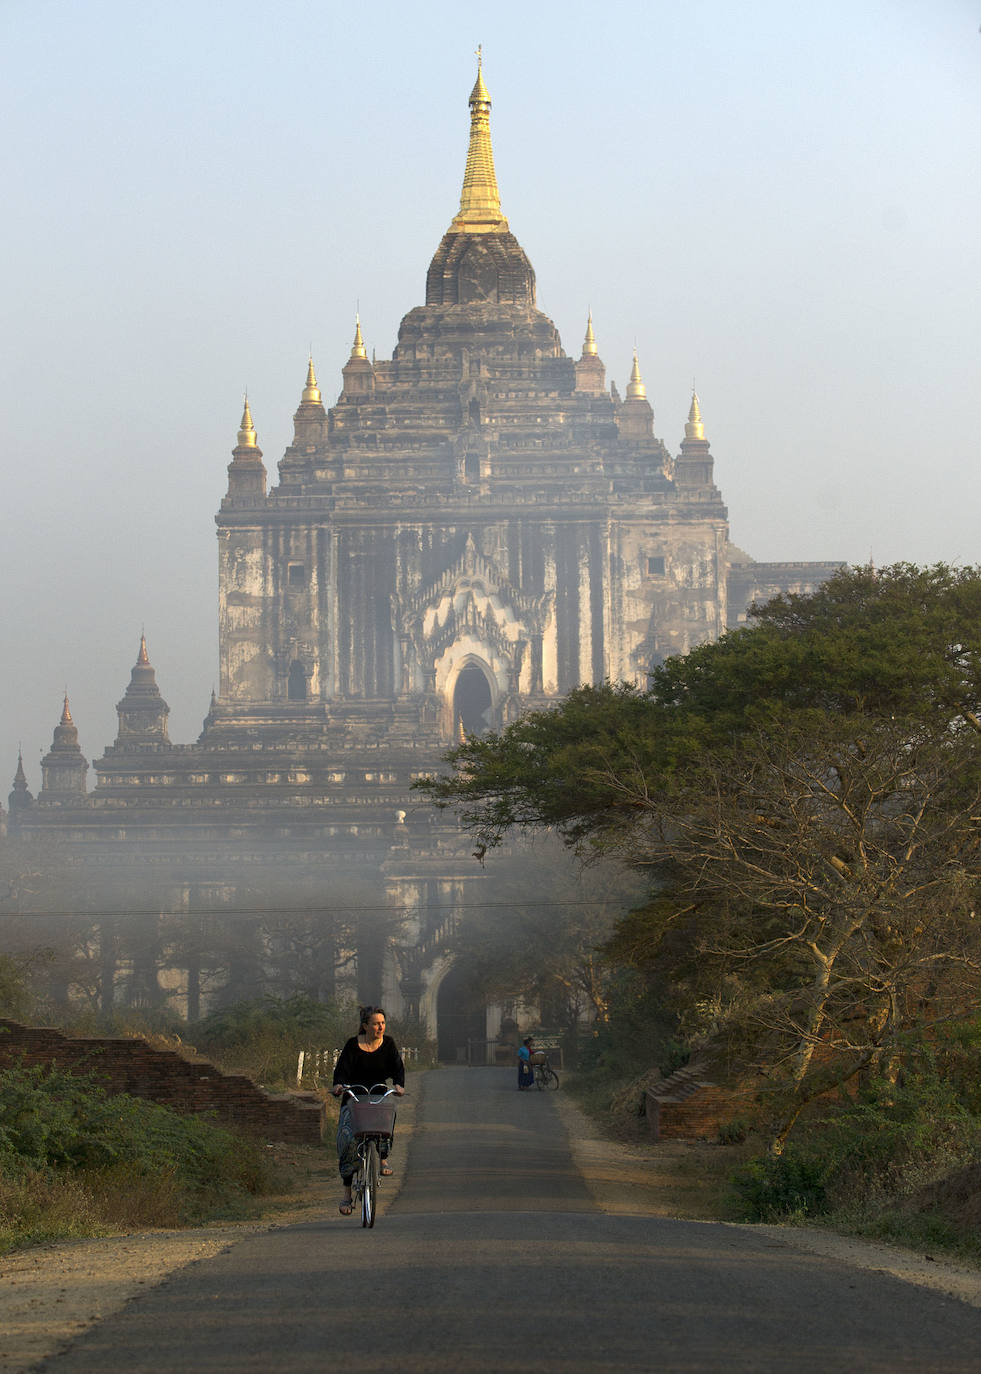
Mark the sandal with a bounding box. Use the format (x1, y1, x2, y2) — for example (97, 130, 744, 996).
(380, 1163, 393, 1176)
(338, 1200, 353, 1215)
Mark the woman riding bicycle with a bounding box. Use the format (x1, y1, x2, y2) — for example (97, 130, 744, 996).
(332, 1005, 405, 1215)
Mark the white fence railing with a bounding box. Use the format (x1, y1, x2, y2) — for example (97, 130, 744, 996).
(295, 1044, 425, 1087)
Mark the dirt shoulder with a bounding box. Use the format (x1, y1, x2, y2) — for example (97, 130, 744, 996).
(553, 1086, 981, 1312)
(2, 1076, 980, 1373)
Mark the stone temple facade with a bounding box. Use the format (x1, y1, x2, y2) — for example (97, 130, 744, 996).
(5, 62, 839, 1052)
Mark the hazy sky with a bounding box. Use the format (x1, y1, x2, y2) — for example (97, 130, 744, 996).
(1, 0, 979, 789)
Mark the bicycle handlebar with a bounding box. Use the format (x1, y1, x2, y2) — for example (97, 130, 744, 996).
(334, 1083, 405, 1100)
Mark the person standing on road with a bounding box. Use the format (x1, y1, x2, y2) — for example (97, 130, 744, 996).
(517, 1036, 534, 1091)
(332, 1005, 405, 1215)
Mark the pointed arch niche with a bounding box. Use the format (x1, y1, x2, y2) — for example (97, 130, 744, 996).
(435, 648, 501, 740)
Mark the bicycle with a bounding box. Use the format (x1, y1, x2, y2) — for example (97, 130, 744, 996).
(532, 1052, 559, 1091)
(336, 1084, 400, 1227)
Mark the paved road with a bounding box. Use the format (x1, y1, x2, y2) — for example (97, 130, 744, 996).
(38, 1068, 981, 1373)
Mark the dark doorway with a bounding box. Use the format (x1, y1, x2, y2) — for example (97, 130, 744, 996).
(287, 661, 307, 701)
(436, 960, 487, 1063)
(454, 664, 492, 736)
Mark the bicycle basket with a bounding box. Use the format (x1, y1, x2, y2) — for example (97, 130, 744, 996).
(349, 1100, 397, 1137)
(530, 1051, 546, 1064)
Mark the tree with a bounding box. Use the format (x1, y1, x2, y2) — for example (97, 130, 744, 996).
(439, 841, 645, 1037)
(601, 713, 981, 1146)
(416, 565, 981, 1147)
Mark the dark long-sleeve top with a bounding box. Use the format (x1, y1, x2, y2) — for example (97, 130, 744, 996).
(333, 1034, 405, 1092)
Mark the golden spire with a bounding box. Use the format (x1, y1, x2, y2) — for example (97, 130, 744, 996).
(626, 350, 647, 400)
(685, 390, 705, 441)
(237, 396, 257, 448)
(302, 356, 322, 404)
(582, 311, 598, 357)
(350, 316, 367, 360)
(449, 49, 508, 234)
(137, 634, 149, 666)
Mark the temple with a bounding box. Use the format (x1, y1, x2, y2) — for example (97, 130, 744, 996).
(6, 60, 839, 1052)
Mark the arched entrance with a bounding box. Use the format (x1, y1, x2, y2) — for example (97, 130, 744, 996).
(453, 664, 492, 736)
(436, 960, 487, 1063)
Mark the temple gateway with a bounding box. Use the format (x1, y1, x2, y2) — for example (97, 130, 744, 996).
(6, 62, 838, 1055)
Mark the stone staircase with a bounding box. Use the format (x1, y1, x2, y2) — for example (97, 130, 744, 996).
(645, 1061, 754, 1141)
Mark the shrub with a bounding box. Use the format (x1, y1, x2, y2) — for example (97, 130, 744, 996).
(730, 1147, 830, 1221)
(718, 1117, 750, 1146)
(0, 1061, 275, 1248)
(815, 1064, 981, 1207)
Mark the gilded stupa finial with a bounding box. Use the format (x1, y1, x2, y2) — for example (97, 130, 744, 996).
(61, 694, 73, 725)
(626, 350, 647, 400)
(582, 311, 598, 358)
(137, 634, 149, 666)
(350, 316, 367, 361)
(450, 50, 508, 234)
(237, 396, 257, 448)
(470, 44, 490, 104)
(302, 356, 322, 404)
(685, 390, 705, 441)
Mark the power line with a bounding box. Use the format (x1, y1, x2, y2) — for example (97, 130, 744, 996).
(1, 897, 625, 920)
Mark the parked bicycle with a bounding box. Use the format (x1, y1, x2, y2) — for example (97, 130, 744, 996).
(531, 1050, 559, 1091)
(336, 1083, 401, 1227)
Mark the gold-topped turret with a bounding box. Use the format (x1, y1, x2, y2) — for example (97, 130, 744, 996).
(618, 349, 654, 439)
(225, 392, 266, 503)
(290, 355, 326, 450)
(626, 351, 647, 400)
(341, 314, 375, 398)
(449, 48, 508, 235)
(114, 633, 170, 745)
(582, 312, 598, 358)
(350, 316, 367, 360)
(302, 357, 322, 405)
(237, 397, 258, 449)
(685, 390, 705, 441)
(676, 385, 714, 488)
(40, 693, 88, 796)
(574, 310, 606, 394)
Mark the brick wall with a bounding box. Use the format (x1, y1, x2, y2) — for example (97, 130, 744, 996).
(645, 1063, 758, 1142)
(0, 1019, 325, 1147)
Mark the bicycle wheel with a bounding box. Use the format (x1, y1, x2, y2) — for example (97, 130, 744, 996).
(361, 1139, 379, 1228)
(544, 1067, 560, 1090)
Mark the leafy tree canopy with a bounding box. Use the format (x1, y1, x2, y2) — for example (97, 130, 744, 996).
(416, 564, 981, 851)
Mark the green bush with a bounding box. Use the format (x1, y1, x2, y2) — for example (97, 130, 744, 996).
(718, 1117, 750, 1145)
(818, 1082, 979, 1205)
(730, 1147, 830, 1221)
(0, 1063, 272, 1210)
